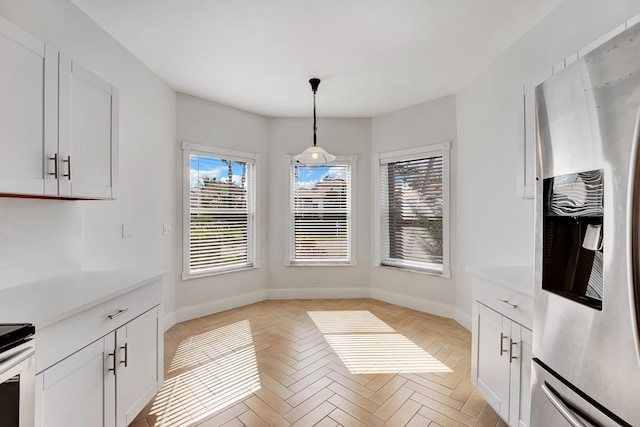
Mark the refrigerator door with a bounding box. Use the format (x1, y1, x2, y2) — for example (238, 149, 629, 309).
(531, 360, 630, 427)
(534, 21, 640, 426)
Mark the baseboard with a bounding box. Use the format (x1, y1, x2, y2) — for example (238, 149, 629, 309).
(163, 311, 177, 331)
(172, 287, 467, 327)
(175, 290, 268, 323)
(454, 308, 472, 331)
(370, 288, 456, 319)
(267, 287, 371, 300)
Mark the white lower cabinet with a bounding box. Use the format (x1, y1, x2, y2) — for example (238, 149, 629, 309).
(116, 308, 161, 427)
(475, 303, 532, 426)
(470, 267, 534, 427)
(36, 306, 159, 427)
(38, 335, 116, 427)
(34, 276, 163, 427)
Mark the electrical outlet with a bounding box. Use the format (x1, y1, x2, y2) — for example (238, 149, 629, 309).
(163, 223, 171, 235)
(121, 223, 132, 239)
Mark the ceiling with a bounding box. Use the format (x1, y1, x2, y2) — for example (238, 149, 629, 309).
(71, 0, 563, 118)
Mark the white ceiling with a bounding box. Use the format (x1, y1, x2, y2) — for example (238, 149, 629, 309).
(72, 0, 562, 118)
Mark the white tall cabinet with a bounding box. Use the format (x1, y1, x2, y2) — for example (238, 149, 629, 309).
(470, 266, 533, 427)
(0, 15, 117, 199)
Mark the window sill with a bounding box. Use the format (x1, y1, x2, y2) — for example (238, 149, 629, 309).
(376, 264, 450, 278)
(182, 264, 260, 280)
(285, 261, 357, 267)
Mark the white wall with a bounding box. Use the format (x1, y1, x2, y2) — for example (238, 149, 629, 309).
(6, 0, 639, 332)
(267, 118, 372, 298)
(175, 93, 270, 321)
(370, 95, 458, 320)
(0, 1, 176, 317)
(455, 0, 640, 324)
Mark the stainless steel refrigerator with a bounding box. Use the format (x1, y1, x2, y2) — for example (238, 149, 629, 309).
(533, 22, 640, 426)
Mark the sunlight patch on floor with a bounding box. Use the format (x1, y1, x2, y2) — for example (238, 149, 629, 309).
(149, 319, 260, 426)
(307, 310, 395, 333)
(168, 320, 253, 373)
(308, 310, 451, 375)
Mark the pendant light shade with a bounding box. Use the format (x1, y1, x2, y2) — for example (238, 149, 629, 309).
(295, 78, 336, 165)
(295, 145, 336, 164)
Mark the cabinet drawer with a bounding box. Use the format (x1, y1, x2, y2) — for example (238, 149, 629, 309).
(36, 279, 161, 373)
(474, 276, 533, 330)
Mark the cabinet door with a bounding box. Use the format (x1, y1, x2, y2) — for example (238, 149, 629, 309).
(476, 303, 511, 420)
(58, 54, 118, 199)
(517, 67, 552, 199)
(0, 16, 57, 196)
(509, 324, 533, 427)
(115, 307, 160, 427)
(39, 334, 116, 427)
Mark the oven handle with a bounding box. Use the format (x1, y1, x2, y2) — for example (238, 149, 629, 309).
(541, 383, 587, 427)
(0, 346, 35, 376)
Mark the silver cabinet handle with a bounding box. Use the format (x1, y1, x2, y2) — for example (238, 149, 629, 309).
(500, 332, 508, 356)
(0, 347, 35, 375)
(107, 351, 117, 376)
(62, 155, 71, 180)
(499, 299, 518, 309)
(120, 342, 128, 367)
(107, 308, 129, 320)
(541, 383, 587, 427)
(509, 339, 518, 363)
(49, 153, 58, 179)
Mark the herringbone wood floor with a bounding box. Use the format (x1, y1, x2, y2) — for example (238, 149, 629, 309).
(131, 299, 506, 427)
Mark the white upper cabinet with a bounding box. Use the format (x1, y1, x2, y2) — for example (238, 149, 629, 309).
(0, 16, 57, 196)
(0, 16, 118, 199)
(517, 67, 551, 199)
(53, 55, 119, 199)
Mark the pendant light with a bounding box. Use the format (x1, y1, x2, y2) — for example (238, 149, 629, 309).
(294, 78, 336, 165)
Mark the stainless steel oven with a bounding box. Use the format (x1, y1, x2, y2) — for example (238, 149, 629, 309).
(0, 324, 35, 427)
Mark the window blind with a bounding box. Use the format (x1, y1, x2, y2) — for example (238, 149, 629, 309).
(290, 163, 351, 264)
(380, 155, 443, 272)
(188, 154, 255, 275)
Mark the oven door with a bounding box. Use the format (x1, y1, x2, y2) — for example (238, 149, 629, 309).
(531, 359, 630, 427)
(0, 341, 35, 427)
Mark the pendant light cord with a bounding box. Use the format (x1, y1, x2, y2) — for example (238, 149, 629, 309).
(313, 87, 317, 147)
(309, 78, 320, 148)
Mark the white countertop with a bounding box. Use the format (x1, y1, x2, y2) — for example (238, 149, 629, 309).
(467, 265, 534, 296)
(0, 270, 164, 329)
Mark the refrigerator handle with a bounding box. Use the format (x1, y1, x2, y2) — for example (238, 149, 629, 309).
(541, 383, 587, 427)
(628, 106, 640, 365)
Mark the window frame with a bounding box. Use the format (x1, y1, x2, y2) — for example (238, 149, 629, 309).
(373, 142, 451, 278)
(182, 141, 260, 280)
(285, 155, 357, 267)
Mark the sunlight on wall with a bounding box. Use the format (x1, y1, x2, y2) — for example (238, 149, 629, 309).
(308, 310, 452, 375)
(149, 319, 260, 426)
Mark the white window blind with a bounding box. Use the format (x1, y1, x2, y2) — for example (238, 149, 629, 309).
(289, 162, 353, 264)
(183, 145, 256, 278)
(379, 144, 449, 276)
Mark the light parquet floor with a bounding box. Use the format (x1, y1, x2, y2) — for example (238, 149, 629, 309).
(132, 299, 505, 427)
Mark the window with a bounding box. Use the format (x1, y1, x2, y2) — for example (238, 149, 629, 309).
(375, 143, 450, 277)
(287, 156, 356, 265)
(182, 142, 258, 279)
